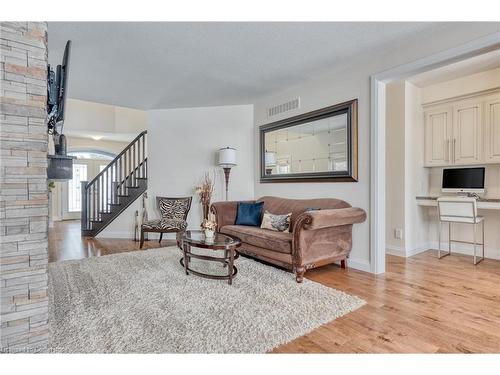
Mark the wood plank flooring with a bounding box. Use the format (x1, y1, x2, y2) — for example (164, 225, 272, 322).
(49, 220, 500, 353)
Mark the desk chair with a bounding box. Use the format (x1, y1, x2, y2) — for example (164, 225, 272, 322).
(437, 197, 484, 265)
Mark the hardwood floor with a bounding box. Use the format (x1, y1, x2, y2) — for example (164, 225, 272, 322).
(49, 220, 500, 353)
(48, 220, 175, 262)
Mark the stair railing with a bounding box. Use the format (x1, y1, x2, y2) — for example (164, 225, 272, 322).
(81, 130, 147, 232)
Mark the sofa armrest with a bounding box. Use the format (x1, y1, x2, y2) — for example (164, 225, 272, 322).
(291, 207, 367, 269)
(210, 200, 255, 231)
(293, 207, 367, 232)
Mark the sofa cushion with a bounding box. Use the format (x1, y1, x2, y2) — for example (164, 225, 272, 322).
(220, 225, 292, 254)
(235, 202, 264, 226)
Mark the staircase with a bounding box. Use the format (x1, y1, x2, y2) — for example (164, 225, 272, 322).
(81, 131, 147, 237)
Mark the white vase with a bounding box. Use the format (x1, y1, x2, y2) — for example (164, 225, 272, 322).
(204, 229, 215, 239)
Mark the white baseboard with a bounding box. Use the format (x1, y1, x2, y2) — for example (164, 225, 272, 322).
(386, 243, 431, 258)
(428, 241, 500, 260)
(346, 258, 371, 273)
(97, 230, 163, 240)
(385, 245, 406, 257)
(387, 241, 500, 261)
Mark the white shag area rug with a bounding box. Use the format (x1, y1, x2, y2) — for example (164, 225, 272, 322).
(48, 246, 365, 353)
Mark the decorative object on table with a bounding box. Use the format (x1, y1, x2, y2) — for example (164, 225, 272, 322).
(264, 150, 276, 175)
(177, 230, 242, 285)
(235, 201, 264, 226)
(260, 99, 358, 183)
(141, 192, 149, 241)
(134, 210, 139, 242)
(260, 211, 291, 232)
(195, 172, 215, 221)
(218, 147, 237, 201)
(201, 212, 217, 239)
(140, 196, 192, 249)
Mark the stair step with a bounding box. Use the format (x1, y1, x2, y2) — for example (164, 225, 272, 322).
(117, 194, 130, 198)
(109, 203, 121, 206)
(91, 220, 104, 223)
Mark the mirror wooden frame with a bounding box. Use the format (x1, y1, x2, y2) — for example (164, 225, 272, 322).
(259, 99, 358, 183)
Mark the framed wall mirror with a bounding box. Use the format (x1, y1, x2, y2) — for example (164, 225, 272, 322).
(260, 99, 358, 182)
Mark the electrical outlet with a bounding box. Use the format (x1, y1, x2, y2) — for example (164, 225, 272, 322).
(394, 228, 403, 240)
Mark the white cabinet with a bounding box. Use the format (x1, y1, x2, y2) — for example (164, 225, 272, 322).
(485, 96, 500, 163)
(452, 101, 482, 165)
(424, 97, 488, 167)
(424, 108, 452, 166)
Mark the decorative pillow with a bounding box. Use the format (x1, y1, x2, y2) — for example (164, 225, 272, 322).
(260, 211, 292, 232)
(235, 202, 264, 227)
(305, 207, 321, 212)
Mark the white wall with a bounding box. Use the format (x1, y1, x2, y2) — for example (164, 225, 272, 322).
(64, 98, 147, 137)
(404, 82, 430, 255)
(385, 81, 431, 257)
(253, 24, 499, 272)
(146, 105, 254, 239)
(421, 67, 500, 104)
(385, 82, 406, 251)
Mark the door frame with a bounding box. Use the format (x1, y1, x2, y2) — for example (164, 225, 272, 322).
(370, 32, 500, 274)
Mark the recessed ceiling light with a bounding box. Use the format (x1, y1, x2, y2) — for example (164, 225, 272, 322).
(91, 135, 103, 141)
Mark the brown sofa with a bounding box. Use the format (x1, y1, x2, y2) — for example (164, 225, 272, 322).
(210, 196, 366, 283)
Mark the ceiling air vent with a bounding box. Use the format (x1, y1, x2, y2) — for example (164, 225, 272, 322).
(267, 98, 300, 118)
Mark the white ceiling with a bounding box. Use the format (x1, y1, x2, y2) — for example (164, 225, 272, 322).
(48, 22, 452, 110)
(408, 49, 500, 87)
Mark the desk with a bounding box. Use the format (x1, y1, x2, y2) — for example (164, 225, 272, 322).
(416, 196, 500, 210)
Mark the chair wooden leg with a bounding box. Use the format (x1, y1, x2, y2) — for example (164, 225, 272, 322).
(159, 232, 163, 244)
(341, 259, 347, 269)
(140, 229, 145, 249)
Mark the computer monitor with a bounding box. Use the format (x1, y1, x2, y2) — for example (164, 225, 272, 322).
(442, 167, 485, 194)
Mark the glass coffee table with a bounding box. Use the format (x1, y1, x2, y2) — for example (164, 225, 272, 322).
(176, 230, 242, 285)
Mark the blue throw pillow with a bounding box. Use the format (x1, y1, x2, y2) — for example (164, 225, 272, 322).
(235, 202, 264, 226)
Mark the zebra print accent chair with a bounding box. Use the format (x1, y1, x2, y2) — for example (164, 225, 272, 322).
(140, 196, 192, 248)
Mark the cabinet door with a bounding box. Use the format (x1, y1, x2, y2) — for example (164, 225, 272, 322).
(485, 97, 500, 163)
(424, 108, 452, 166)
(452, 101, 482, 165)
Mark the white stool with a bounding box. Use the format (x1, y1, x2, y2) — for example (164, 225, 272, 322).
(437, 197, 485, 265)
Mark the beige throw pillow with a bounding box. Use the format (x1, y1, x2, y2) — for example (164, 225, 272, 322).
(260, 211, 292, 232)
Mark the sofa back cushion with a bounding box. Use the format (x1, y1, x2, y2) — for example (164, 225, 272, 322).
(256, 196, 351, 229)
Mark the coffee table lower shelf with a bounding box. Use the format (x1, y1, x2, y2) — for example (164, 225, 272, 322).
(179, 253, 238, 281)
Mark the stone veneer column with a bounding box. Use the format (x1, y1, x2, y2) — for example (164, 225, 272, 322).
(0, 22, 49, 352)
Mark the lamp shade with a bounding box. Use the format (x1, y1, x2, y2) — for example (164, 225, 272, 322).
(218, 147, 237, 167)
(265, 151, 276, 167)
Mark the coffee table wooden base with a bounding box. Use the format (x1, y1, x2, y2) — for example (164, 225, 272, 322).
(180, 245, 239, 285)
(179, 256, 238, 282)
(177, 230, 242, 285)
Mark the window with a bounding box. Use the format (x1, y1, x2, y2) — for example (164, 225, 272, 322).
(68, 164, 88, 212)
